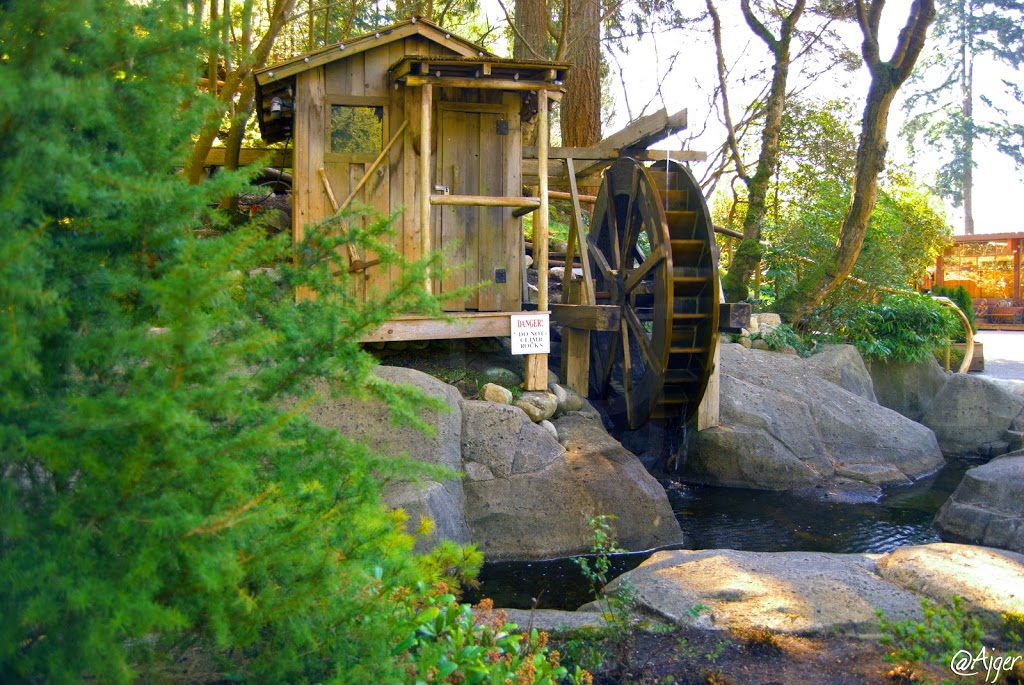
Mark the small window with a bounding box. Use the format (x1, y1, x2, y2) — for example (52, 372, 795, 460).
(330, 105, 383, 154)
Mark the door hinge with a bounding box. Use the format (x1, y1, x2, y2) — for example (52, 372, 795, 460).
(496, 119, 509, 135)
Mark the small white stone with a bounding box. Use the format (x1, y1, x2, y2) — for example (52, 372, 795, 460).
(539, 419, 558, 441)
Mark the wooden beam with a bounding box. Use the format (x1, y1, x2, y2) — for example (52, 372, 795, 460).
(430, 194, 541, 208)
(338, 120, 409, 213)
(575, 108, 691, 177)
(565, 158, 595, 305)
(550, 304, 620, 331)
(523, 146, 622, 160)
(697, 342, 720, 430)
(522, 150, 706, 179)
(420, 83, 433, 293)
(525, 90, 551, 392)
(560, 280, 591, 396)
(404, 75, 563, 91)
(205, 147, 293, 168)
(358, 312, 514, 342)
(522, 146, 706, 161)
(600, 108, 688, 152)
(714, 224, 744, 239)
(318, 168, 362, 265)
(549, 190, 597, 204)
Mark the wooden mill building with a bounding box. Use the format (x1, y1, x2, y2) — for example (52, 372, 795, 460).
(254, 18, 569, 388)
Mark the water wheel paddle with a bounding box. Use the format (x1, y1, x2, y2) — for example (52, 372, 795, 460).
(587, 157, 720, 430)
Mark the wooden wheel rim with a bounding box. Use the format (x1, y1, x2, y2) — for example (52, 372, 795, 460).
(587, 158, 720, 430)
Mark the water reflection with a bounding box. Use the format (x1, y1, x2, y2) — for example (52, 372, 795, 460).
(669, 456, 973, 554)
(465, 457, 977, 610)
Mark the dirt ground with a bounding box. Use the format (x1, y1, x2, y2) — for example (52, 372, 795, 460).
(559, 625, 1023, 685)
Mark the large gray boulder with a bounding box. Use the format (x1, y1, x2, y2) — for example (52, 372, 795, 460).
(933, 452, 1024, 554)
(692, 345, 944, 490)
(462, 402, 684, 560)
(920, 374, 1024, 455)
(868, 357, 949, 421)
(595, 543, 1024, 636)
(804, 344, 878, 402)
(306, 366, 471, 550)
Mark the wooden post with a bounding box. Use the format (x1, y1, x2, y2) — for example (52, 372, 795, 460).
(697, 342, 720, 430)
(561, 280, 591, 395)
(420, 84, 433, 293)
(524, 90, 550, 390)
(697, 283, 724, 430)
(537, 91, 549, 312)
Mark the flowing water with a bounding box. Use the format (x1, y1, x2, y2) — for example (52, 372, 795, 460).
(464, 457, 978, 610)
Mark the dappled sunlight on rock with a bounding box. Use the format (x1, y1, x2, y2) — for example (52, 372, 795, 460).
(878, 543, 1024, 624)
(605, 548, 925, 636)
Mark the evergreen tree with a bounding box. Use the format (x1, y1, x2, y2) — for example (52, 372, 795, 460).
(0, 0, 476, 682)
(901, 0, 1024, 234)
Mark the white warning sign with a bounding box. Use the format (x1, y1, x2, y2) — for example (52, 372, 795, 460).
(510, 313, 550, 355)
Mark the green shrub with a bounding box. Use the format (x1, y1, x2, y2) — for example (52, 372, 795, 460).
(878, 596, 984, 667)
(399, 594, 589, 685)
(932, 284, 977, 338)
(825, 294, 962, 362)
(759, 323, 812, 355)
(1, 2, 579, 683)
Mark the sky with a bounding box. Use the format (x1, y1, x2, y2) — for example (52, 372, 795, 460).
(478, 0, 1024, 236)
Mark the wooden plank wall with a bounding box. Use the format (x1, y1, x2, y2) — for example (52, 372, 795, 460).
(294, 35, 523, 314)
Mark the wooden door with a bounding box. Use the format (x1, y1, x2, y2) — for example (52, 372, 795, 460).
(437, 105, 517, 312)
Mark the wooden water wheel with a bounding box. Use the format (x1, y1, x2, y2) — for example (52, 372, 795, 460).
(586, 157, 720, 430)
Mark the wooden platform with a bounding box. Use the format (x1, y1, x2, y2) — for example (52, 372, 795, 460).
(359, 311, 522, 342)
(977, 323, 1024, 331)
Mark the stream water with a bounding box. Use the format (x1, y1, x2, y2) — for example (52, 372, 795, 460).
(463, 456, 977, 610)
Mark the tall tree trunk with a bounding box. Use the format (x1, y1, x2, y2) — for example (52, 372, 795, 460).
(512, 0, 549, 146)
(513, 0, 548, 60)
(560, 0, 601, 146)
(720, 0, 806, 303)
(774, 0, 935, 324)
(962, 35, 975, 234)
(217, 80, 257, 210)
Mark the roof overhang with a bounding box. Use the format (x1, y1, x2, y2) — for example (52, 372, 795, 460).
(390, 55, 570, 92)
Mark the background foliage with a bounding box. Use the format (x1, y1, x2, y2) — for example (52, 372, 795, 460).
(713, 98, 956, 359)
(0, 2, 579, 683)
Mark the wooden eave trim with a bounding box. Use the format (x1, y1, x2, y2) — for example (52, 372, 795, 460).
(390, 56, 569, 82)
(256, 21, 487, 86)
(403, 74, 564, 91)
(950, 232, 1024, 243)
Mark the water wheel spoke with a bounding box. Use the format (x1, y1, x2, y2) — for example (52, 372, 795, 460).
(603, 170, 623, 270)
(620, 169, 642, 268)
(619, 319, 634, 399)
(597, 328, 621, 393)
(624, 303, 662, 379)
(624, 244, 666, 294)
(588, 240, 616, 285)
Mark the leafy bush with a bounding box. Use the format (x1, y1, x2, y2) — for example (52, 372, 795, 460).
(820, 294, 961, 362)
(878, 596, 984, 668)
(399, 595, 589, 685)
(759, 323, 812, 355)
